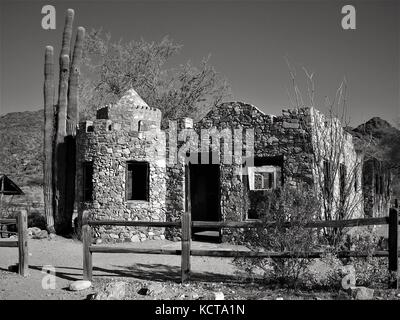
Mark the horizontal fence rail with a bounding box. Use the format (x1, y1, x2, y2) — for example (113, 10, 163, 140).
(0, 241, 18, 248)
(82, 208, 399, 288)
(0, 219, 19, 224)
(0, 211, 29, 276)
(87, 246, 391, 258)
(191, 217, 390, 229)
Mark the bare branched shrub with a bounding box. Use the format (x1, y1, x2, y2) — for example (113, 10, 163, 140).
(234, 184, 320, 288)
(285, 59, 366, 246)
(79, 30, 232, 126)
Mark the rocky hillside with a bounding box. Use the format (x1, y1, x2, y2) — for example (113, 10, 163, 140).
(348, 117, 400, 199)
(349, 117, 397, 141)
(0, 110, 44, 214)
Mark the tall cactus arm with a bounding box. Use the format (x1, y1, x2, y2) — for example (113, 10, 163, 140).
(67, 26, 86, 136)
(60, 9, 75, 60)
(43, 46, 56, 233)
(57, 8, 74, 141)
(56, 55, 70, 142)
(54, 54, 70, 230)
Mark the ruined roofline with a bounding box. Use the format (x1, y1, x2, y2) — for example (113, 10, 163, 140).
(96, 88, 161, 119)
(201, 101, 314, 120)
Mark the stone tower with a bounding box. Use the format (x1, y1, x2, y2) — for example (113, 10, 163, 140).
(76, 89, 167, 242)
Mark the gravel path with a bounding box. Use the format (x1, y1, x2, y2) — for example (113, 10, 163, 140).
(0, 236, 244, 300)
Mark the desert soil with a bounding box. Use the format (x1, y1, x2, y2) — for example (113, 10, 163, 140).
(0, 236, 399, 300)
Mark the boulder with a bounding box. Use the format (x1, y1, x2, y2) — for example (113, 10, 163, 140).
(28, 227, 41, 236)
(69, 280, 92, 291)
(33, 230, 48, 239)
(130, 234, 140, 242)
(214, 292, 224, 300)
(147, 283, 165, 295)
(94, 281, 126, 300)
(189, 292, 200, 300)
(348, 286, 374, 300)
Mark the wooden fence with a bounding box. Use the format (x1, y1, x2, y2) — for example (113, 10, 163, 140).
(0, 211, 28, 276)
(82, 208, 399, 288)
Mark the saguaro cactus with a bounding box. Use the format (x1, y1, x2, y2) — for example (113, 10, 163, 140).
(43, 46, 56, 233)
(43, 9, 85, 234)
(65, 26, 86, 231)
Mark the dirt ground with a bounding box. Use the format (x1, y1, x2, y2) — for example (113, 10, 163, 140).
(0, 236, 247, 300)
(0, 236, 399, 300)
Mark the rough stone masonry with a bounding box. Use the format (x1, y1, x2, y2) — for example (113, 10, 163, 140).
(76, 89, 391, 242)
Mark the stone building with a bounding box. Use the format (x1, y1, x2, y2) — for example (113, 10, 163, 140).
(76, 89, 391, 242)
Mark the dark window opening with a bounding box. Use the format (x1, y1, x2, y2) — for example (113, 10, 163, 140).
(86, 125, 94, 133)
(108, 124, 112, 131)
(138, 120, 144, 132)
(126, 161, 149, 201)
(380, 176, 384, 195)
(375, 174, 384, 195)
(82, 162, 93, 202)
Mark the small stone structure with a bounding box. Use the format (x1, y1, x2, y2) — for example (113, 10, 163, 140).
(76, 90, 167, 242)
(76, 89, 391, 242)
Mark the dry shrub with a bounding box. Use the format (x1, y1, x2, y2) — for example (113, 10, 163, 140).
(341, 229, 389, 287)
(234, 184, 320, 288)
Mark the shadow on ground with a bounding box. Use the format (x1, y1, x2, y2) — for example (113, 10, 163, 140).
(26, 263, 250, 284)
(101, 263, 249, 283)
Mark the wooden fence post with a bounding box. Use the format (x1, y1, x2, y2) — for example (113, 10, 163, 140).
(181, 211, 191, 283)
(388, 208, 398, 289)
(17, 210, 28, 276)
(82, 211, 93, 281)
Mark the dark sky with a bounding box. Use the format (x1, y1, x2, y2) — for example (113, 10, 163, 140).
(0, 0, 399, 126)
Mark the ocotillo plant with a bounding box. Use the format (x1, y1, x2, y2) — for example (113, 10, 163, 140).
(43, 9, 85, 234)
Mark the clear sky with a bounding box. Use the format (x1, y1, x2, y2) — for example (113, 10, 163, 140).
(0, 0, 399, 126)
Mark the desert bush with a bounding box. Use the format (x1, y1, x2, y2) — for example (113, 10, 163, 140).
(234, 184, 320, 288)
(309, 228, 390, 288)
(341, 228, 389, 287)
(308, 251, 344, 289)
(28, 211, 47, 230)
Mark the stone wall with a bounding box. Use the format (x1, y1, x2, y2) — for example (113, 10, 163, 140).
(76, 116, 167, 243)
(164, 102, 316, 241)
(76, 89, 381, 243)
